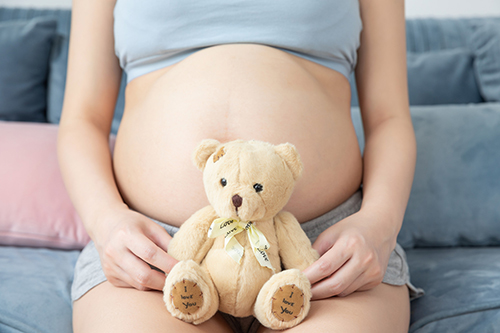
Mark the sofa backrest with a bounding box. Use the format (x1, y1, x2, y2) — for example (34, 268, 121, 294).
(2, 7, 500, 250)
(350, 17, 500, 107)
(1, 7, 499, 133)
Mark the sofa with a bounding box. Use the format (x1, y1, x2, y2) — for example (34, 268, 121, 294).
(1, 6, 499, 332)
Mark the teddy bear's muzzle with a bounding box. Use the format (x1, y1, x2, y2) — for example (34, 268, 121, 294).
(227, 192, 265, 221)
(232, 194, 243, 208)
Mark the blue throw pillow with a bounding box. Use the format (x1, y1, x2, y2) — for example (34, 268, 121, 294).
(0, 17, 57, 122)
(349, 48, 483, 106)
(351, 103, 500, 249)
(406, 48, 483, 105)
(470, 21, 500, 102)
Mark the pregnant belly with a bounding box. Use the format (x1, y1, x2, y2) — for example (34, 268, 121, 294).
(113, 44, 363, 226)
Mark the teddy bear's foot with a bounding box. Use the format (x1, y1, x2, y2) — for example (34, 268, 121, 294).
(254, 269, 312, 330)
(163, 260, 219, 325)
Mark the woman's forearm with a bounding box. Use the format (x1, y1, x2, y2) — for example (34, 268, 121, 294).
(359, 114, 417, 244)
(304, 113, 416, 298)
(57, 120, 127, 239)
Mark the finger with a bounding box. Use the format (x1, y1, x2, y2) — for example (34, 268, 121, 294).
(310, 258, 365, 300)
(311, 227, 339, 256)
(303, 240, 352, 285)
(145, 219, 173, 253)
(336, 270, 384, 297)
(127, 233, 179, 274)
(119, 250, 168, 291)
(336, 272, 369, 297)
(104, 265, 130, 288)
(107, 264, 148, 290)
(102, 257, 144, 289)
(107, 278, 132, 289)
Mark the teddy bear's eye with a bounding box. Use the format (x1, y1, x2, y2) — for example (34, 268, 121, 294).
(220, 178, 227, 187)
(253, 183, 263, 193)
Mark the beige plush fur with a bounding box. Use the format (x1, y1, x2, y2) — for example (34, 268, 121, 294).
(163, 139, 319, 330)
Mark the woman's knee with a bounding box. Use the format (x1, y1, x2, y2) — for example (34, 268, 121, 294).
(73, 281, 232, 333)
(258, 283, 410, 333)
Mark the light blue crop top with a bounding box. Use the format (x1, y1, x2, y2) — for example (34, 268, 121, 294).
(114, 0, 363, 84)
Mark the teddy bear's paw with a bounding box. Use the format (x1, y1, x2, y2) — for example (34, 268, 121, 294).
(254, 269, 312, 330)
(163, 260, 219, 325)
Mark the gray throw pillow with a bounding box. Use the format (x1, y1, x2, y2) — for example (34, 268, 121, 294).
(0, 17, 57, 122)
(470, 20, 500, 102)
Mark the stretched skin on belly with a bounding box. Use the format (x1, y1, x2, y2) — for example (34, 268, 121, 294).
(112, 44, 363, 227)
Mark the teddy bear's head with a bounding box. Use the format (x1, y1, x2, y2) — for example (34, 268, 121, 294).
(193, 139, 303, 222)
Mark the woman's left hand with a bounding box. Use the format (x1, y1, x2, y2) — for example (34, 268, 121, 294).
(303, 209, 397, 300)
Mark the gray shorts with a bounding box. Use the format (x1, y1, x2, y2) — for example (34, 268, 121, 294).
(72, 187, 424, 332)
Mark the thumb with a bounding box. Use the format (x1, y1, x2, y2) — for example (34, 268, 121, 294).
(312, 225, 340, 256)
(145, 217, 174, 253)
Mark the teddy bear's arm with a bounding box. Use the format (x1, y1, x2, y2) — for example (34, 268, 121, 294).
(274, 211, 320, 271)
(167, 205, 217, 264)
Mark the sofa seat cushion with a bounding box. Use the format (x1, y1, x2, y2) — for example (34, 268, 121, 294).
(410, 309, 500, 333)
(406, 247, 500, 332)
(0, 246, 80, 333)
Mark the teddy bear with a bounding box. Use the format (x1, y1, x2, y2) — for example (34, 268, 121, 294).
(163, 139, 319, 330)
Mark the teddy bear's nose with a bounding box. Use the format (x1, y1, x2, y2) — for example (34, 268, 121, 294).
(232, 194, 243, 208)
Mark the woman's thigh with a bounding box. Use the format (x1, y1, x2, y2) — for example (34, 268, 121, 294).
(258, 283, 410, 333)
(72, 281, 233, 333)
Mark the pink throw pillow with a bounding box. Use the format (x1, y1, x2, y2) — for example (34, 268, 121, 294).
(0, 121, 115, 250)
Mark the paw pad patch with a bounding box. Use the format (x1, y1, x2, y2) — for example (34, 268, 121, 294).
(213, 147, 225, 162)
(271, 284, 304, 322)
(171, 280, 203, 315)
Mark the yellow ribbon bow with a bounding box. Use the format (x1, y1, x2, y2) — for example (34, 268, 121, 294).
(208, 218, 274, 271)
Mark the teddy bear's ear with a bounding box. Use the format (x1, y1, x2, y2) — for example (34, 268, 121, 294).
(274, 143, 303, 181)
(192, 139, 221, 171)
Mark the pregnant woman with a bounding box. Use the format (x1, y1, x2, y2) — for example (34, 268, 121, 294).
(58, 0, 424, 332)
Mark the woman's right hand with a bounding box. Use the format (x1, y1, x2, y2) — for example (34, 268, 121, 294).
(92, 206, 179, 291)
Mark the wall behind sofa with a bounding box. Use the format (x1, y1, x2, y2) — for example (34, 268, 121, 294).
(406, 0, 500, 18)
(0, 0, 71, 9)
(1, 0, 500, 17)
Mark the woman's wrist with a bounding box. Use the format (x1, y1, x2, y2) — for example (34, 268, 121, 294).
(356, 204, 401, 249)
(83, 200, 130, 241)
